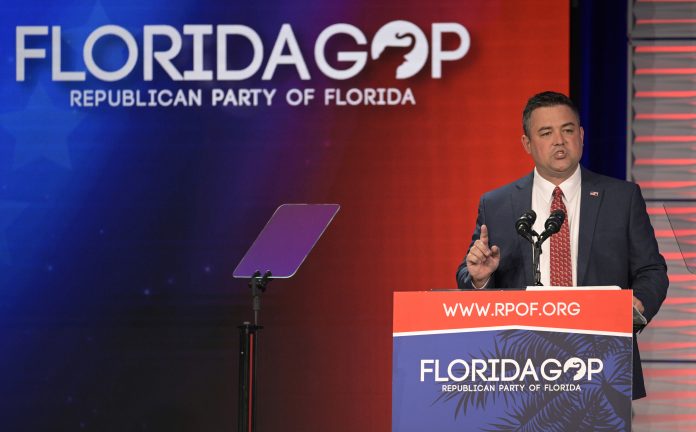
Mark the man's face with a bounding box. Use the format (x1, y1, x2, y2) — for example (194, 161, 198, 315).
(521, 105, 584, 184)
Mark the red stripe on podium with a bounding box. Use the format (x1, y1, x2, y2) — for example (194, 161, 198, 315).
(393, 290, 632, 334)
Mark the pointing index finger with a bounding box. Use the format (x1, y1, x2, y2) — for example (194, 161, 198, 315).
(480, 224, 489, 246)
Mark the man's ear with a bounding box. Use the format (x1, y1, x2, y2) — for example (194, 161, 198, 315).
(521, 135, 532, 154)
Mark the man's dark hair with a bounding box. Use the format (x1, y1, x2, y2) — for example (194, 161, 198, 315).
(522, 91, 580, 136)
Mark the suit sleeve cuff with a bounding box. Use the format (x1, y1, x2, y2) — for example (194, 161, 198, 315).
(472, 277, 491, 289)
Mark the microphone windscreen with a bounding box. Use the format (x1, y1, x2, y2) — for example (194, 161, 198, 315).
(515, 210, 536, 235)
(545, 210, 565, 234)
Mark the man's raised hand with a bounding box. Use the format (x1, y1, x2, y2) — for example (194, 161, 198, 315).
(465, 224, 501, 288)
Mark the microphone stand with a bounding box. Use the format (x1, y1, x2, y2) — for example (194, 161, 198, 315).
(519, 209, 564, 287)
(532, 239, 543, 286)
(530, 226, 561, 286)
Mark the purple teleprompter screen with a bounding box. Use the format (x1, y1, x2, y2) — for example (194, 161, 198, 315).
(233, 204, 340, 278)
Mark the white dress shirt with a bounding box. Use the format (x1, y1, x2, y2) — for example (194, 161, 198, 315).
(531, 166, 581, 286)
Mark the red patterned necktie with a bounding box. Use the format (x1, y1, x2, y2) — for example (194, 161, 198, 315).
(550, 186, 572, 286)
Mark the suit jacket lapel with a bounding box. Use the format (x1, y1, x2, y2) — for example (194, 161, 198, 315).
(578, 168, 603, 286)
(512, 173, 534, 286)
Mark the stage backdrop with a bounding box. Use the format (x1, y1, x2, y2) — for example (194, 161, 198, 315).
(0, 0, 567, 430)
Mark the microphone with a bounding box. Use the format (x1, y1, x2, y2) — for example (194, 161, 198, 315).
(515, 210, 537, 243)
(539, 209, 565, 243)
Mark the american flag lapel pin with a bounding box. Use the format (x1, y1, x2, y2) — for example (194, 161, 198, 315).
(590, 191, 599, 197)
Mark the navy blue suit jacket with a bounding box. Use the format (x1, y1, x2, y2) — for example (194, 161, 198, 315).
(456, 167, 668, 399)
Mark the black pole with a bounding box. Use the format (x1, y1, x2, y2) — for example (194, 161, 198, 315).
(238, 270, 271, 432)
(238, 322, 261, 432)
(533, 242, 543, 286)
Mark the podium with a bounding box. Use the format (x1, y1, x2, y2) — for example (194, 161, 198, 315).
(392, 289, 633, 432)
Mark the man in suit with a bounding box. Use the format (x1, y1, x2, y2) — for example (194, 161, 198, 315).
(456, 91, 668, 399)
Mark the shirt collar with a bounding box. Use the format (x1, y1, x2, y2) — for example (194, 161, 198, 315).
(533, 165, 582, 204)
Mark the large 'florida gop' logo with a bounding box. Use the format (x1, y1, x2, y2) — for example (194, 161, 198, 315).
(16, 20, 470, 82)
